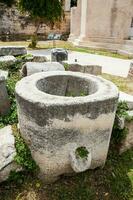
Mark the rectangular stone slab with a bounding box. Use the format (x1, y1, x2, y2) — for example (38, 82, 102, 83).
(0, 46, 27, 56)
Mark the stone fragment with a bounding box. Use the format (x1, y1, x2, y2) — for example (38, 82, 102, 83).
(0, 46, 27, 56)
(0, 126, 22, 183)
(51, 48, 68, 62)
(0, 55, 16, 65)
(21, 62, 65, 76)
(0, 76, 10, 115)
(120, 111, 133, 154)
(119, 91, 133, 110)
(32, 55, 48, 62)
(63, 61, 102, 75)
(0, 70, 8, 80)
(0, 126, 16, 171)
(128, 62, 133, 78)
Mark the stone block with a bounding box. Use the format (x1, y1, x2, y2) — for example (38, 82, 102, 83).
(119, 91, 133, 110)
(0, 46, 27, 56)
(0, 70, 8, 80)
(63, 61, 102, 75)
(0, 55, 16, 65)
(21, 62, 65, 77)
(119, 111, 133, 154)
(0, 126, 21, 183)
(0, 77, 10, 115)
(128, 62, 133, 78)
(51, 48, 68, 62)
(32, 55, 48, 62)
(15, 71, 118, 182)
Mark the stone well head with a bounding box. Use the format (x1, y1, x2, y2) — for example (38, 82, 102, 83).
(15, 71, 119, 182)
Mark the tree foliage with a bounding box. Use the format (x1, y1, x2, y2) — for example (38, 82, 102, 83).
(18, 0, 63, 26)
(0, 0, 15, 6)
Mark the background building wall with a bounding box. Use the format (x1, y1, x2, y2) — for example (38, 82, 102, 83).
(0, 2, 70, 41)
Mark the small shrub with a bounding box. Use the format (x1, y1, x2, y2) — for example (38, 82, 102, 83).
(112, 101, 131, 145)
(28, 35, 38, 49)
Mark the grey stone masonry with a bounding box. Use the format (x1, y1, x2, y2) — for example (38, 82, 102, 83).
(0, 126, 19, 183)
(21, 62, 65, 77)
(0, 70, 8, 80)
(0, 76, 10, 115)
(15, 71, 119, 183)
(0, 46, 27, 56)
(63, 61, 102, 75)
(128, 62, 133, 78)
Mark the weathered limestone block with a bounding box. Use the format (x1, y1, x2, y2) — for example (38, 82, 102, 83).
(0, 126, 18, 182)
(63, 61, 102, 75)
(119, 111, 133, 154)
(0, 46, 27, 56)
(21, 62, 65, 77)
(0, 70, 8, 80)
(0, 55, 16, 65)
(32, 55, 48, 62)
(51, 48, 68, 62)
(119, 91, 133, 110)
(0, 77, 10, 116)
(128, 62, 133, 78)
(15, 71, 118, 182)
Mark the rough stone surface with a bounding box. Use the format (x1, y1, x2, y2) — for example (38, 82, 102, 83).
(51, 48, 68, 62)
(0, 126, 16, 170)
(0, 70, 8, 80)
(69, 145, 92, 173)
(21, 62, 65, 77)
(0, 46, 27, 56)
(120, 111, 133, 154)
(69, 0, 133, 47)
(0, 55, 16, 65)
(0, 76, 10, 115)
(31, 55, 48, 63)
(0, 126, 16, 182)
(63, 61, 102, 75)
(119, 91, 133, 110)
(128, 62, 133, 78)
(15, 71, 118, 182)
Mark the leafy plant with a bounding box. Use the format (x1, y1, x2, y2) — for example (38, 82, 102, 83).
(112, 101, 131, 145)
(28, 35, 38, 48)
(14, 135, 38, 172)
(75, 147, 89, 159)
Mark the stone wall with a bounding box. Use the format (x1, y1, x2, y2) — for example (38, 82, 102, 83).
(69, 0, 133, 46)
(0, 3, 70, 41)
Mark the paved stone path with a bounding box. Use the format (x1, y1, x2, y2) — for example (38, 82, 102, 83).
(28, 49, 132, 77)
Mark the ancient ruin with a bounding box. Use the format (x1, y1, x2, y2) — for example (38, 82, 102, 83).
(15, 71, 119, 182)
(69, 0, 133, 50)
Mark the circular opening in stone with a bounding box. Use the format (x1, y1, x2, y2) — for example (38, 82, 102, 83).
(36, 75, 98, 97)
